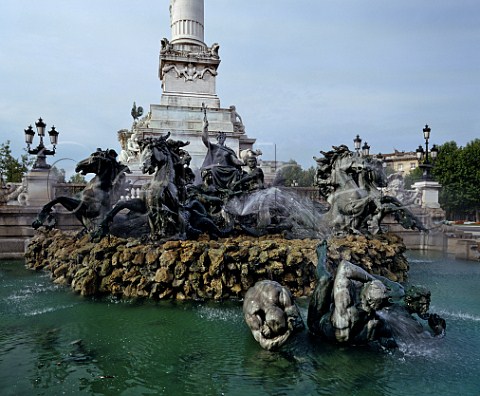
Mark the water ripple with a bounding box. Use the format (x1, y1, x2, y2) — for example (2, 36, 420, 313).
(23, 304, 75, 317)
(195, 304, 244, 324)
(433, 308, 480, 322)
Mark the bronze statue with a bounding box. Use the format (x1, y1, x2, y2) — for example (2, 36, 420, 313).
(234, 150, 264, 192)
(131, 101, 144, 121)
(243, 280, 304, 350)
(307, 241, 445, 348)
(314, 145, 426, 235)
(93, 133, 229, 242)
(32, 149, 130, 233)
(94, 134, 185, 241)
(200, 104, 244, 191)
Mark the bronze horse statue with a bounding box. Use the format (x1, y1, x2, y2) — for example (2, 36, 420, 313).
(315, 145, 425, 235)
(32, 149, 130, 232)
(92, 133, 183, 241)
(93, 133, 229, 242)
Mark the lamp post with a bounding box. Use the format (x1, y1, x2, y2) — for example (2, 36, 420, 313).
(353, 134, 362, 155)
(362, 141, 370, 157)
(415, 124, 437, 180)
(24, 118, 59, 169)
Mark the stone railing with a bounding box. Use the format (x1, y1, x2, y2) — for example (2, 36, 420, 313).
(53, 183, 86, 199)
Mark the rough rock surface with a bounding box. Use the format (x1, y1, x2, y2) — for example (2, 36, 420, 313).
(25, 230, 408, 300)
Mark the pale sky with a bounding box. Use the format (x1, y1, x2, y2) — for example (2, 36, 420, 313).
(1, 0, 479, 175)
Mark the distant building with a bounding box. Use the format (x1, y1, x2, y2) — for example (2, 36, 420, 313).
(261, 150, 422, 186)
(381, 150, 419, 176)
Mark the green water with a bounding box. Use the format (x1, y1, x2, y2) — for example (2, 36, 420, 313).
(1, 252, 479, 395)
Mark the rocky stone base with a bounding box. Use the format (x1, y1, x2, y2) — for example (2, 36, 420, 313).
(326, 233, 409, 283)
(24, 230, 409, 300)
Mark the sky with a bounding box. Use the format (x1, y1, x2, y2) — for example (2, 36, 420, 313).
(1, 0, 479, 176)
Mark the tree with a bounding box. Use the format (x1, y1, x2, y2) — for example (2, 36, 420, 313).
(0, 141, 31, 183)
(69, 173, 87, 184)
(403, 167, 423, 190)
(273, 160, 315, 187)
(431, 141, 461, 219)
(432, 139, 480, 221)
(456, 139, 480, 221)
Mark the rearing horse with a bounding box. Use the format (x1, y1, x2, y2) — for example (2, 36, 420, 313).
(94, 133, 184, 241)
(315, 146, 425, 235)
(142, 133, 184, 238)
(326, 150, 377, 234)
(32, 149, 130, 232)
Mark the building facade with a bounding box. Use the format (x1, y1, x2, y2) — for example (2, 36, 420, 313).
(382, 150, 419, 176)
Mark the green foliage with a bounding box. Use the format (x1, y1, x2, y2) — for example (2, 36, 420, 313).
(432, 141, 460, 186)
(403, 167, 423, 189)
(49, 167, 66, 183)
(432, 139, 480, 220)
(273, 160, 315, 187)
(69, 173, 87, 184)
(0, 141, 32, 182)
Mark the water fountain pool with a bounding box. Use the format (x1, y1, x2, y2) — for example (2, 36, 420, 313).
(1, 252, 479, 395)
(17, 129, 469, 393)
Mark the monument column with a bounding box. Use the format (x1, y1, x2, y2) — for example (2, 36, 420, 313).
(123, 0, 255, 177)
(159, 0, 219, 108)
(170, 0, 205, 46)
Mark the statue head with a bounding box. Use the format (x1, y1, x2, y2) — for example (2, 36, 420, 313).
(216, 132, 227, 146)
(201, 169, 214, 186)
(246, 156, 257, 169)
(107, 149, 118, 159)
(240, 148, 262, 164)
(361, 280, 390, 312)
(404, 285, 431, 319)
(333, 144, 350, 154)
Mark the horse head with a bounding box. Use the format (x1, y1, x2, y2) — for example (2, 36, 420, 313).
(75, 149, 130, 196)
(75, 149, 117, 179)
(140, 137, 172, 177)
(140, 143, 156, 175)
(75, 149, 118, 177)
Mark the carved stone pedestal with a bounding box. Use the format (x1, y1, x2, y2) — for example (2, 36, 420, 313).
(24, 169, 55, 207)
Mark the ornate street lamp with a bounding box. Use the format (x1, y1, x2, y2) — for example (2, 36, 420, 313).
(353, 134, 362, 154)
(415, 145, 424, 161)
(24, 118, 59, 169)
(416, 124, 437, 180)
(422, 124, 431, 164)
(362, 141, 370, 157)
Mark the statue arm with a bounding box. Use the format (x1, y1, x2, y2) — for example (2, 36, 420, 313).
(236, 111, 243, 123)
(201, 119, 210, 148)
(307, 273, 333, 335)
(278, 288, 301, 324)
(230, 154, 246, 167)
(257, 168, 264, 185)
(337, 260, 376, 284)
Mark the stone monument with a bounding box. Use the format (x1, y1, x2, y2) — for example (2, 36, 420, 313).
(119, 0, 256, 182)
